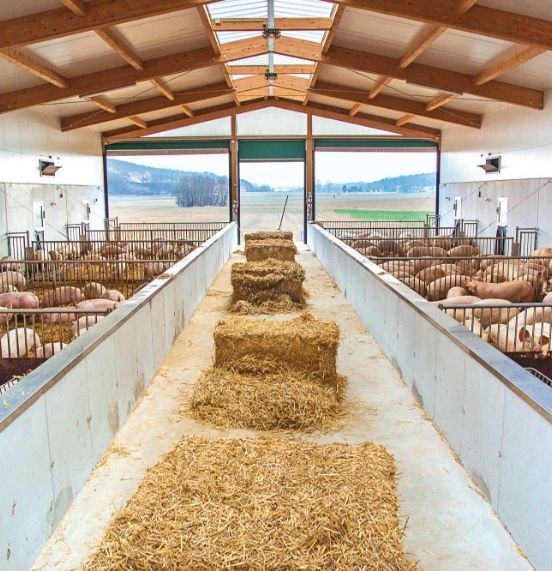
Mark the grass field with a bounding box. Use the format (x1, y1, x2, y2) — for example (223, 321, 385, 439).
(334, 209, 432, 222)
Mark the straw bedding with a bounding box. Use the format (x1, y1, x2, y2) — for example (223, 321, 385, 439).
(245, 239, 297, 262)
(188, 368, 346, 431)
(214, 312, 339, 386)
(84, 436, 414, 571)
(230, 259, 306, 311)
(244, 230, 293, 243)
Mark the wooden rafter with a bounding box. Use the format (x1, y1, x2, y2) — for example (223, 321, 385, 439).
(62, 81, 230, 130)
(94, 27, 144, 70)
(0, 0, 219, 50)
(85, 96, 117, 113)
(0, 34, 273, 114)
(426, 92, 454, 111)
(322, 0, 552, 52)
(304, 5, 345, 106)
(0, 48, 68, 88)
(274, 37, 544, 109)
(180, 105, 194, 117)
(150, 77, 175, 100)
(211, 18, 333, 31)
(312, 81, 481, 127)
(349, 103, 363, 116)
(197, 5, 239, 105)
(60, 0, 87, 16)
(360, 1, 478, 108)
(102, 97, 441, 142)
(127, 115, 147, 128)
(396, 113, 416, 126)
(474, 45, 546, 85)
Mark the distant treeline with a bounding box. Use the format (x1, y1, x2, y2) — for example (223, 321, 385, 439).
(315, 172, 436, 194)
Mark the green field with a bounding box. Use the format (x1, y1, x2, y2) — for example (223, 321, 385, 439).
(333, 209, 432, 222)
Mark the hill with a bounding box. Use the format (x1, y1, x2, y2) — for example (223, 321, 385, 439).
(314, 172, 436, 194)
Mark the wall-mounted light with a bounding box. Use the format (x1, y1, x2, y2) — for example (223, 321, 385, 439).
(478, 154, 501, 174)
(39, 157, 62, 177)
(50, 202, 57, 207)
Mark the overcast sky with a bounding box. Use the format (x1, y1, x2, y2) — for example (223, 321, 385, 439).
(116, 151, 436, 187)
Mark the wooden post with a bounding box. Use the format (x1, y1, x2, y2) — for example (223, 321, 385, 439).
(230, 113, 239, 225)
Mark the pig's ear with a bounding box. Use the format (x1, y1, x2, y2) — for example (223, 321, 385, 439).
(7, 303, 12, 310)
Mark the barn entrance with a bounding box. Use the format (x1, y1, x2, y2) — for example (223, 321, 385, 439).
(237, 139, 306, 241)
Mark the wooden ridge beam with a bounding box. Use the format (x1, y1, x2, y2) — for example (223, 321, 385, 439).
(273, 37, 544, 109)
(312, 80, 481, 127)
(0, 48, 68, 88)
(229, 64, 317, 75)
(0, 0, 218, 50)
(211, 18, 333, 31)
(323, 0, 552, 52)
(62, 81, 230, 130)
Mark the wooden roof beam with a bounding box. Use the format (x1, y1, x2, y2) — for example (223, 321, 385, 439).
(229, 64, 317, 75)
(95, 27, 144, 70)
(0, 0, 219, 50)
(85, 95, 117, 113)
(312, 80, 481, 127)
(323, 0, 552, 52)
(349, 103, 363, 116)
(211, 18, 334, 31)
(127, 115, 147, 128)
(426, 92, 454, 111)
(396, 113, 416, 126)
(180, 104, 194, 117)
(150, 77, 175, 100)
(60, 0, 87, 16)
(274, 37, 544, 109)
(0, 48, 68, 88)
(474, 45, 546, 85)
(368, 76, 392, 98)
(62, 81, 230, 130)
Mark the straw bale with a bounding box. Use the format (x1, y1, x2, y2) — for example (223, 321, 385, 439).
(214, 312, 339, 386)
(231, 297, 299, 314)
(244, 230, 293, 243)
(245, 239, 297, 262)
(231, 259, 305, 309)
(84, 436, 414, 571)
(188, 368, 345, 431)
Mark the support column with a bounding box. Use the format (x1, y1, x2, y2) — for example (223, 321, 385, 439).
(230, 113, 239, 226)
(304, 113, 314, 242)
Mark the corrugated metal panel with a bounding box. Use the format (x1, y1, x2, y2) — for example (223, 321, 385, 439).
(0, 59, 46, 94)
(477, 0, 552, 20)
(189, 94, 235, 112)
(228, 53, 315, 67)
(209, 0, 333, 19)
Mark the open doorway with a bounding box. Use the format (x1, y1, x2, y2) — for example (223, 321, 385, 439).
(239, 161, 305, 238)
(238, 139, 306, 241)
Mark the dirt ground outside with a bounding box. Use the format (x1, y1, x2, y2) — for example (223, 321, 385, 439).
(109, 191, 436, 239)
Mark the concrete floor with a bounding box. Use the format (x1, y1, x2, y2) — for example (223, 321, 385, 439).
(33, 246, 532, 571)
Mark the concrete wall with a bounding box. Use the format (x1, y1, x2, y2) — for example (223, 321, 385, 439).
(308, 223, 552, 571)
(0, 109, 105, 255)
(0, 223, 237, 571)
(439, 90, 552, 243)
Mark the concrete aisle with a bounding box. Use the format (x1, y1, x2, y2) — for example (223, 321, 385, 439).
(33, 246, 532, 571)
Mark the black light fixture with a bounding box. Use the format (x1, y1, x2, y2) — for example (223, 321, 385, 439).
(265, 70, 278, 81)
(478, 154, 501, 174)
(262, 27, 281, 39)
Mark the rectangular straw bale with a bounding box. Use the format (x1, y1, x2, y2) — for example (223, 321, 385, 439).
(214, 312, 339, 385)
(245, 230, 293, 243)
(245, 239, 297, 262)
(231, 260, 305, 304)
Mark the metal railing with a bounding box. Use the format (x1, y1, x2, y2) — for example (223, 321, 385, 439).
(90, 221, 228, 242)
(516, 226, 539, 257)
(439, 302, 552, 355)
(6, 232, 30, 260)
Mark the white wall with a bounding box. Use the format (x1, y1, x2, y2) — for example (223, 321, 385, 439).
(0, 108, 105, 253)
(439, 90, 552, 244)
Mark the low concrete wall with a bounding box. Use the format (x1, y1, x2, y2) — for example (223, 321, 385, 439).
(0, 223, 237, 571)
(308, 223, 552, 571)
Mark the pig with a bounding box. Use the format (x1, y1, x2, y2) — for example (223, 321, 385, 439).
(0, 256, 22, 272)
(41, 286, 85, 307)
(426, 275, 470, 301)
(42, 309, 77, 323)
(48, 249, 64, 261)
(466, 279, 534, 303)
(71, 315, 105, 338)
(407, 246, 448, 258)
(0, 271, 26, 292)
(417, 264, 461, 284)
(463, 317, 486, 339)
(447, 286, 468, 298)
(83, 282, 107, 299)
(508, 307, 552, 329)
(0, 292, 39, 309)
(102, 289, 125, 302)
(35, 343, 67, 358)
(438, 295, 481, 306)
(1, 328, 40, 358)
(472, 299, 518, 328)
(531, 247, 552, 258)
(399, 277, 427, 297)
(145, 262, 170, 280)
(543, 292, 552, 304)
(77, 299, 119, 311)
(487, 324, 525, 352)
(447, 245, 480, 257)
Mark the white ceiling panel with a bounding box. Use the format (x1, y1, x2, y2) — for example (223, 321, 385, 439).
(0, 0, 64, 21)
